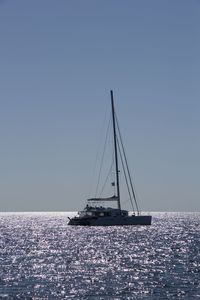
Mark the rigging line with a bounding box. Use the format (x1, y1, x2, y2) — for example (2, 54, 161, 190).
(99, 153, 114, 197)
(117, 137, 135, 212)
(87, 101, 110, 199)
(95, 113, 112, 197)
(115, 114, 140, 215)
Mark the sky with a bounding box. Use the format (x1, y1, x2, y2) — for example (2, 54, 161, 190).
(0, 0, 199, 212)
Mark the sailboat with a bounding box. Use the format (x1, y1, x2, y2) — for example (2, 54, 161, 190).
(68, 91, 152, 226)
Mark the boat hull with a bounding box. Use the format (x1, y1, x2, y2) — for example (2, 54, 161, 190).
(68, 215, 152, 226)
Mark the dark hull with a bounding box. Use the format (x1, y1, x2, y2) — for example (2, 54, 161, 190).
(68, 215, 152, 226)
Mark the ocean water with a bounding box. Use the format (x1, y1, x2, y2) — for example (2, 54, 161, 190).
(0, 212, 199, 299)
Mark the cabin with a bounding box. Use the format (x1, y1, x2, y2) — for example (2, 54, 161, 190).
(78, 206, 128, 218)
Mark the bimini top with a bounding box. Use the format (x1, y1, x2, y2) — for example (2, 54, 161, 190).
(87, 195, 118, 202)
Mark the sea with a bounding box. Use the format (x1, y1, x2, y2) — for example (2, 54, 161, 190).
(0, 212, 199, 300)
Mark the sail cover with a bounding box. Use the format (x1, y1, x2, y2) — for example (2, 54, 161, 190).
(87, 195, 118, 202)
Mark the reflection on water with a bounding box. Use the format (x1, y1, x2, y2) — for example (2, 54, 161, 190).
(0, 212, 199, 299)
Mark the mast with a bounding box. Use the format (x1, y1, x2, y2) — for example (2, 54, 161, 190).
(110, 90, 121, 211)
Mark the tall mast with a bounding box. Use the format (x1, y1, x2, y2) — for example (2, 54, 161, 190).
(110, 90, 121, 211)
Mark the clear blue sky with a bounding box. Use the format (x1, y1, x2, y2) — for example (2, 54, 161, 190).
(0, 1, 199, 212)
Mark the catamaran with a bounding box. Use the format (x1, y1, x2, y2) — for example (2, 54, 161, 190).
(68, 91, 152, 226)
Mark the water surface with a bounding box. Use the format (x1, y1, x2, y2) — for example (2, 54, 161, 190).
(0, 212, 199, 299)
